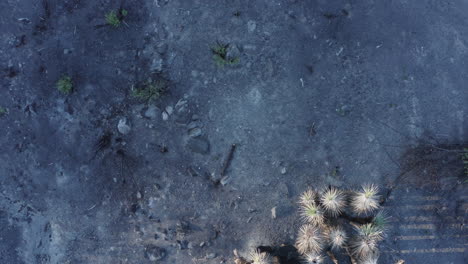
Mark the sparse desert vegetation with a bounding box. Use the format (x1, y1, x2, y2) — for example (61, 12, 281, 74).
(56, 75, 73, 94)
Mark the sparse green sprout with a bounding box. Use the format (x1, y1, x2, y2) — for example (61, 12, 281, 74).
(357, 223, 384, 241)
(211, 42, 239, 67)
(372, 211, 389, 232)
(106, 9, 128, 27)
(56, 76, 73, 94)
(0, 106, 7, 116)
(132, 79, 168, 102)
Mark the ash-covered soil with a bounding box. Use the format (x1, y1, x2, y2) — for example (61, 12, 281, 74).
(0, 0, 467, 263)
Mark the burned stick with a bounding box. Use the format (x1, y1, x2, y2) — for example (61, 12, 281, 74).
(327, 250, 339, 264)
(221, 144, 236, 177)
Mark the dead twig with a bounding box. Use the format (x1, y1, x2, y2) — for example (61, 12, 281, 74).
(327, 250, 339, 264)
(221, 144, 236, 177)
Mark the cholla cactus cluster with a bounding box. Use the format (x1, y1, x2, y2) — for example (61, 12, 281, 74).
(296, 184, 386, 264)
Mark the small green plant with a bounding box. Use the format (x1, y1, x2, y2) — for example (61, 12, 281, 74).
(0, 106, 7, 117)
(56, 76, 73, 94)
(211, 42, 239, 66)
(132, 79, 168, 102)
(105, 9, 128, 27)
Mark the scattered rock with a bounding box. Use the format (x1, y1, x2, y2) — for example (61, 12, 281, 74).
(165, 106, 174, 115)
(271, 207, 277, 219)
(188, 127, 202, 138)
(176, 220, 191, 237)
(156, 42, 168, 54)
(280, 167, 287, 174)
(150, 57, 164, 72)
(136, 191, 142, 199)
(187, 120, 202, 130)
(248, 208, 256, 213)
(226, 44, 241, 60)
(220, 176, 230, 186)
(247, 20, 257, 32)
(187, 137, 210, 154)
(162, 111, 169, 121)
(176, 240, 189, 250)
(117, 118, 131, 134)
(206, 253, 216, 259)
(174, 99, 191, 124)
(144, 245, 166, 261)
(144, 106, 160, 119)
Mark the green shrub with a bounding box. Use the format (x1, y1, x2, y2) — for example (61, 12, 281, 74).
(106, 9, 128, 27)
(211, 42, 239, 67)
(56, 76, 73, 94)
(132, 79, 168, 102)
(0, 107, 7, 116)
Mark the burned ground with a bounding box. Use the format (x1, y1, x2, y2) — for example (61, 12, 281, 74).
(0, 0, 467, 263)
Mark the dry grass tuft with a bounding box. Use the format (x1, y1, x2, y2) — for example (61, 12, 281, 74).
(320, 187, 346, 216)
(296, 224, 323, 254)
(351, 184, 380, 214)
(303, 252, 324, 263)
(250, 250, 272, 264)
(325, 226, 347, 249)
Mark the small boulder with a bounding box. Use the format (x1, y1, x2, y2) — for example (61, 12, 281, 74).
(117, 118, 131, 135)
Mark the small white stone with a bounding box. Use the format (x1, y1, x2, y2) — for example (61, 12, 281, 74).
(271, 207, 277, 219)
(280, 167, 287, 174)
(247, 20, 256, 33)
(165, 106, 174, 115)
(117, 118, 131, 134)
(162, 111, 169, 121)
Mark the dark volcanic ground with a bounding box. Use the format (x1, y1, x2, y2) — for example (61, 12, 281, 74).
(0, 0, 467, 263)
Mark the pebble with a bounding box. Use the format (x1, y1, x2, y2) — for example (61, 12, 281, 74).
(247, 20, 257, 33)
(136, 191, 142, 199)
(226, 44, 241, 60)
(156, 42, 168, 54)
(165, 106, 174, 115)
(144, 106, 160, 119)
(206, 253, 216, 259)
(188, 127, 202, 138)
(117, 118, 131, 134)
(150, 58, 163, 72)
(187, 120, 202, 129)
(162, 111, 169, 121)
(144, 245, 166, 261)
(271, 207, 277, 219)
